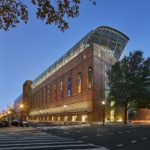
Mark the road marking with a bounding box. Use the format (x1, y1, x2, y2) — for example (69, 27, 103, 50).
(0, 141, 85, 146)
(81, 136, 88, 138)
(108, 133, 114, 135)
(131, 140, 137, 143)
(0, 137, 66, 141)
(133, 130, 136, 132)
(96, 134, 103, 136)
(126, 130, 131, 133)
(142, 137, 147, 140)
(0, 144, 99, 150)
(0, 129, 107, 150)
(68, 147, 110, 150)
(118, 132, 123, 134)
(116, 144, 124, 147)
(0, 139, 74, 144)
(64, 132, 69, 134)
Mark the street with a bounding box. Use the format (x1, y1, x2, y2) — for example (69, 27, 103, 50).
(0, 127, 102, 150)
(39, 124, 150, 150)
(0, 124, 150, 150)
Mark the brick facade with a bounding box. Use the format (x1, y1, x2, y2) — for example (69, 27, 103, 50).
(27, 44, 119, 123)
(21, 26, 129, 123)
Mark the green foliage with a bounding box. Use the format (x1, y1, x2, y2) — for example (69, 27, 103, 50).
(0, 0, 28, 30)
(0, 0, 96, 31)
(108, 51, 150, 124)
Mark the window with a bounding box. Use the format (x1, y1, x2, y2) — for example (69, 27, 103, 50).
(40, 90, 43, 108)
(88, 66, 92, 88)
(72, 115, 78, 122)
(47, 117, 49, 121)
(43, 88, 46, 108)
(52, 116, 55, 121)
(60, 81, 63, 98)
(77, 72, 82, 93)
(64, 116, 68, 122)
(47, 84, 50, 103)
(54, 84, 57, 100)
(57, 116, 61, 121)
(82, 115, 88, 122)
(47, 84, 50, 94)
(68, 78, 71, 96)
(104, 64, 108, 78)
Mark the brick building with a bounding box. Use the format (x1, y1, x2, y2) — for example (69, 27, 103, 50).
(23, 26, 129, 123)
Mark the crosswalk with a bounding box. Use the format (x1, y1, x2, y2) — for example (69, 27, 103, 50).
(0, 130, 102, 150)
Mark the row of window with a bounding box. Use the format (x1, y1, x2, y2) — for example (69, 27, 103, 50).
(30, 114, 88, 122)
(30, 66, 92, 109)
(67, 66, 92, 96)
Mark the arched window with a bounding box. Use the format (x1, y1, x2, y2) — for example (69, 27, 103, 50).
(54, 84, 57, 100)
(47, 84, 50, 104)
(60, 81, 63, 98)
(68, 78, 71, 96)
(77, 72, 82, 93)
(88, 66, 92, 88)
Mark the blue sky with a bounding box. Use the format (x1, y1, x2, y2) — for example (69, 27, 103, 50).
(0, 0, 150, 112)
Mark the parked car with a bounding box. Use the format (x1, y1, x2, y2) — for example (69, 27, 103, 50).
(22, 120, 29, 127)
(0, 119, 9, 127)
(12, 119, 20, 126)
(0, 121, 5, 127)
(12, 118, 29, 127)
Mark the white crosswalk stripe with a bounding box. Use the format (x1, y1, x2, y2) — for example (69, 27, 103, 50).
(0, 131, 100, 150)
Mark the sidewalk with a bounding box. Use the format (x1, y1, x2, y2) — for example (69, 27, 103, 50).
(0, 126, 36, 133)
(36, 122, 148, 131)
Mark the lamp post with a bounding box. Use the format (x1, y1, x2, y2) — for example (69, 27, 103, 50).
(8, 111, 11, 114)
(102, 101, 105, 126)
(40, 110, 42, 122)
(63, 105, 67, 125)
(8, 110, 11, 126)
(20, 104, 24, 126)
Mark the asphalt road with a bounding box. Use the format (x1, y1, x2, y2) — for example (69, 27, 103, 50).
(0, 127, 101, 150)
(41, 124, 150, 150)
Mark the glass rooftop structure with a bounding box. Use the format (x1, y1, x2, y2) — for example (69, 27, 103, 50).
(31, 26, 129, 89)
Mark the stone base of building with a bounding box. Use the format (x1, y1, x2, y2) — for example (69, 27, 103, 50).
(29, 112, 91, 123)
(28, 110, 124, 125)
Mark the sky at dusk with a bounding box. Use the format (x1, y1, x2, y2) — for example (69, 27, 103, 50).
(0, 0, 150, 112)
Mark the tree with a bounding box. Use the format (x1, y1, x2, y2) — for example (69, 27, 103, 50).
(108, 51, 150, 124)
(0, 0, 96, 31)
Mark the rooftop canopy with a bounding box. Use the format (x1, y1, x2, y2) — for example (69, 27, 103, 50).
(31, 26, 129, 89)
(88, 26, 129, 59)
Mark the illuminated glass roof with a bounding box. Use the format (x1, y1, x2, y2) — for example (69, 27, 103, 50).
(88, 26, 129, 59)
(31, 26, 129, 89)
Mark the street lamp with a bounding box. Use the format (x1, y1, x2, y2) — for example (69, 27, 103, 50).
(8, 110, 12, 126)
(20, 104, 23, 109)
(102, 101, 105, 126)
(20, 104, 24, 126)
(63, 105, 67, 125)
(39, 110, 42, 122)
(63, 105, 66, 110)
(8, 111, 11, 114)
